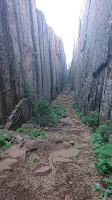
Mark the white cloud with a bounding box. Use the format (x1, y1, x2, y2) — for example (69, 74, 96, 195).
(36, 0, 84, 64)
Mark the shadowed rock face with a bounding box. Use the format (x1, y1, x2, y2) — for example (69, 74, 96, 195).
(71, 0, 112, 122)
(0, 0, 67, 124)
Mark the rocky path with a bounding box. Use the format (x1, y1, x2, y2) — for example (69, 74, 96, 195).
(0, 86, 105, 200)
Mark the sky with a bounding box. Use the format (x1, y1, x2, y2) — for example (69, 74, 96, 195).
(36, 0, 84, 65)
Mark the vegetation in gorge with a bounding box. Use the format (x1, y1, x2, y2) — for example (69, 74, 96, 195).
(16, 128, 47, 139)
(0, 132, 11, 150)
(73, 100, 112, 198)
(27, 97, 66, 127)
(67, 62, 71, 82)
(24, 81, 37, 100)
(73, 100, 99, 130)
(0, 125, 4, 129)
(91, 128, 112, 198)
(24, 81, 66, 127)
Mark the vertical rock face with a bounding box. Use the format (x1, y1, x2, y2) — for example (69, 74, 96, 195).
(71, 0, 112, 122)
(0, 0, 67, 124)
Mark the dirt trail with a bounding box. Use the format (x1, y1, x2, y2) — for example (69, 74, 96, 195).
(0, 86, 104, 200)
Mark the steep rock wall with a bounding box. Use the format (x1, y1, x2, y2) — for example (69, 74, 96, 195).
(0, 0, 67, 124)
(71, 0, 112, 122)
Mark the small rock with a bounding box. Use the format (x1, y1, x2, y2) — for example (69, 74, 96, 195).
(19, 141, 24, 148)
(65, 195, 71, 200)
(37, 136, 45, 143)
(16, 135, 23, 144)
(29, 135, 36, 140)
(24, 140, 38, 151)
(33, 166, 52, 176)
(90, 163, 95, 169)
(39, 157, 48, 165)
(63, 142, 71, 147)
(49, 128, 61, 132)
(43, 127, 49, 131)
(0, 151, 7, 160)
(23, 135, 29, 142)
(69, 181, 72, 184)
(69, 140, 74, 145)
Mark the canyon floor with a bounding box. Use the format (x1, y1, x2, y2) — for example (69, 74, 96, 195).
(0, 86, 109, 200)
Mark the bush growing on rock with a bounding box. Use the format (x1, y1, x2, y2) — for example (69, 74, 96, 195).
(16, 128, 46, 139)
(27, 96, 66, 127)
(88, 109, 99, 129)
(0, 125, 4, 129)
(24, 81, 37, 102)
(0, 132, 11, 150)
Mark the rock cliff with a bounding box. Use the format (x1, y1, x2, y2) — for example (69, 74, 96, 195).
(71, 0, 112, 122)
(0, 0, 67, 124)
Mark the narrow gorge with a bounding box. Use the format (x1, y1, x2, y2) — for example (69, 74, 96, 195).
(0, 0, 112, 200)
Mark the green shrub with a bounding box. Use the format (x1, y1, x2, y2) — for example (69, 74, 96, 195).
(96, 121, 110, 142)
(16, 127, 25, 133)
(0, 132, 11, 150)
(92, 181, 112, 198)
(90, 132, 103, 149)
(28, 97, 66, 127)
(103, 176, 112, 198)
(28, 129, 47, 139)
(75, 108, 80, 114)
(88, 109, 99, 129)
(79, 112, 84, 118)
(24, 81, 37, 100)
(16, 128, 47, 139)
(81, 116, 89, 125)
(73, 100, 78, 110)
(51, 104, 66, 116)
(29, 156, 37, 164)
(95, 143, 112, 174)
(90, 120, 112, 198)
(0, 125, 4, 129)
(90, 120, 111, 175)
(33, 97, 57, 126)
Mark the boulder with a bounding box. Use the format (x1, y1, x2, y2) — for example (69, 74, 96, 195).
(24, 140, 39, 151)
(0, 158, 18, 172)
(7, 145, 26, 158)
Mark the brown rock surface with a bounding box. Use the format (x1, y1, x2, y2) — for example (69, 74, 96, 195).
(7, 145, 26, 158)
(0, 158, 18, 172)
(71, 0, 112, 123)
